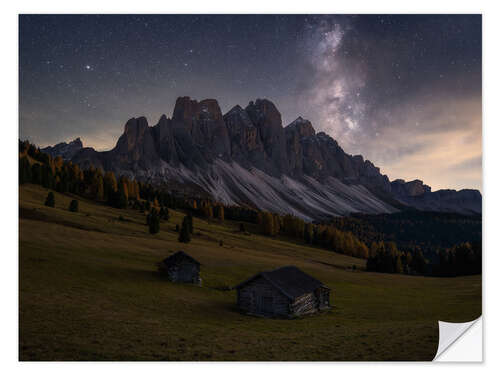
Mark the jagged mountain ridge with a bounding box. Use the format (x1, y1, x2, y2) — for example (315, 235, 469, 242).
(45, 96, 482, 220)
(41, 137, 83, 160)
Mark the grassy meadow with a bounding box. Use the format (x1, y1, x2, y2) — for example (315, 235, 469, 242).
(19, 184, 481, 361)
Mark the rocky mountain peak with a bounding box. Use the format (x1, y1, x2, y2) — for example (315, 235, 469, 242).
(198, 99, 223, 121)
(224, 105, 254, 128)
(124, 117, 149, 136)
(41, 137, 84, 160)
(245, 98, 283, 130)
(391, 179, 432, 197)
(71, 137, 83, 147)
(172, 96, 198, 125)
(46, 94, 481, 217)
(286, 117, 316, 138)
(172, 96, 224, 128)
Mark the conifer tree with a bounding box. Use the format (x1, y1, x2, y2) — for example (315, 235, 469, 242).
(304, 223, 313, 244)
(215, 205, 225, 220)
(178, 216, 191, 243)
(187, 212, 193, 233)
(96, 175, 104, 201)
(119, 177, 129, 201)
(69, 199, 79, 212)
(41, 165, 54, 189)
(117, 181, 128, 209)
(19, 156, 32, 184)
(103, 171, 118, 199)
(261, 212, 275, 236)
(44, 192, 55, 208)
(148, 209, 160, 234)
(394, 255, 403, 274)
(31, 163, 42, 185)
(159, 207, 170, 221)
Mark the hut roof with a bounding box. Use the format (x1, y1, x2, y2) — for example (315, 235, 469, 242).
(235, 266, 329, 300)
(162, 251, 200, 266)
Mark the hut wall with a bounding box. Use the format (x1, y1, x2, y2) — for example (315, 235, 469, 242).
(167, 261, 200, 284)
(290, 292, 318, 316)
(237, 277, 290, 316)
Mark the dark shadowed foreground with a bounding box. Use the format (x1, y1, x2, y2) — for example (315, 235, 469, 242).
(19, 184, 481, 360)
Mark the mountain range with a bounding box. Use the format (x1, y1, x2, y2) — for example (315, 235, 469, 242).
(41, 96, 482, 221)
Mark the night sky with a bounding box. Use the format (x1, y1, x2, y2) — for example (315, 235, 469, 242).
(19, 14, 482, 191)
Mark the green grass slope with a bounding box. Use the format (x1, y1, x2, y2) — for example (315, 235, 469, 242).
(19, 184, 481, 361)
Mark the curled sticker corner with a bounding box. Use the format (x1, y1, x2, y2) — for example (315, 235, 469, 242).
(433, 317, 482, 361)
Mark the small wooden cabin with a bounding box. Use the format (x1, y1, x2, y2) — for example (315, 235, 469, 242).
(235, 266, 330, 318)
(157, 251, 201, 285)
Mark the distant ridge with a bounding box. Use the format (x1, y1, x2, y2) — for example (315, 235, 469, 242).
(44, 96, 482, 220)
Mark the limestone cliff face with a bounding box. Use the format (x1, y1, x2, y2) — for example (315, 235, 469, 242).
(245, 99, 289, 176)
(224, 105, 265, 169)
(113, 117, 159, 166)
(172, 96, 231, 162)
(285, 117, 315, 176)
(391, 179, 431, 197)
(59, 95, 480, 217)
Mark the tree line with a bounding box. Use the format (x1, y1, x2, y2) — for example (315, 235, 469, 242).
(19, 139, 481, 277)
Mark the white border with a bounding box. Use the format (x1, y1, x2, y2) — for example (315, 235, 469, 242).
(3, 0, 499, 373)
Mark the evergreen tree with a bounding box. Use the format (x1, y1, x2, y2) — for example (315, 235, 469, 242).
(103, 171, 117, 200)
(69, 199, 79, 212)
(304, 223, 313, 244)
(215, 205, 225, 220)
(96, 175, 104, 201)
(41, 165, 54, 189)
(19, 156, 32, 184)
(203, 203, 213, 218)
(44, 192, 55, 207)
(148, 209, 160, 234)
(187, 212, 193, 233)
(411, 249, 427, 274)
(394, 255, 403, 274)
(31, 163, 42, 185)
(159, 207, 170, 221)
(261, 212, 275, 236)
(117, 181, 128, 209)
(178, 216, 191, 243)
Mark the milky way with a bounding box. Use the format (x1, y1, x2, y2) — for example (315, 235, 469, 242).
(19, 14, 482, 191)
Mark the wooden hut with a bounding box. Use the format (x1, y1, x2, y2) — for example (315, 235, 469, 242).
(235, 266, 330, 318)
(157, 251, 201, 285)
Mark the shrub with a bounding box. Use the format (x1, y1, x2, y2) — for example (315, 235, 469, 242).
(69, 199, 79, 212)
(44, 192, 55, 208)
